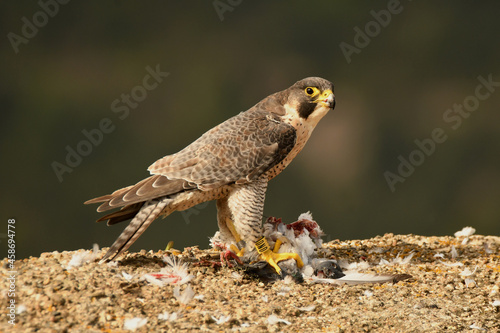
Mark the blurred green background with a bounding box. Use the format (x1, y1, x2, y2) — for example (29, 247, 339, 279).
(1, 1, 499, 259)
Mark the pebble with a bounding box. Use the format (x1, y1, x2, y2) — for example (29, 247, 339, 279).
(1, 234, 498, 332)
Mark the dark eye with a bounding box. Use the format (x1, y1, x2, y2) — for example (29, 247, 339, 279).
(306, 87, 314, 95)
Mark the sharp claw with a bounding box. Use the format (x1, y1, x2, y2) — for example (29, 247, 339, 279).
(220, 244, 244, 267)
(254, 237, 304, 275)
(229, 244, 245, 257)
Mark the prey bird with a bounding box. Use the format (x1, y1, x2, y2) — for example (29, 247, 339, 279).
(85, 77, 335, 272)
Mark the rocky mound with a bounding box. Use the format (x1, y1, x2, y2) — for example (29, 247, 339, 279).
(1, 233, 499, 332)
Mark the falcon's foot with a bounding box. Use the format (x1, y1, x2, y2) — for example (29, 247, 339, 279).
(211, 241, 244, 267)
(221, 245, 244, 267)
(254, 236, 304, 276)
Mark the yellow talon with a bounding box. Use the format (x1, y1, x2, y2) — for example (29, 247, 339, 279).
(165, 240, 174, 251)
(224, 217, 246, 257)
(255, 236, 304, 275)
(229, 244, 245, 257)
(164, 240, 181, 255)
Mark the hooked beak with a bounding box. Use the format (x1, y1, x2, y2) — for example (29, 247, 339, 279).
(314, 89, 335, 109)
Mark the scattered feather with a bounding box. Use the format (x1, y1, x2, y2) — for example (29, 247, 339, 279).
(143, 274, 166, 287)
(209, 231, 223, 250)
(277, 287, 290, 296)
(173, 284, 195, 305)
(451, 246, 458, 259)
(379, 258, 390, 266)
(369, 247, 385, 254)
(260, 214, 413, 286)
(158, 311, 181, 322)
(363, 290, 374, 297)
(212, 315, 231, 325)
(143, 256, 194, 286)
(295, 305, 316, 312)
(464, 278, 476, 288)
(454, 226, 476, 238)
(454, 226, 475, 245)
(283, 275, 294, 284)
(267, 314, 291, 325)
(121, 271, 135, 282)
(290, 231, 316, 266)
(491, 300, 500, 307)
(65, 244, 99, 269)
(483, 243, 493, 254)
(469, 323, 485, 330)
(262, 295, 268, 303)
(16, 304, 27, 314)
(124, 317, 148, 331)
(397, 252, 414, 265)
(302, 265, 314, 277)
(311, 272, 403, 285)
(194, 294, 205, 300)
(297, 211, 314, 221)
(460, 266, 478, 277)
(106, 261, 118, 268)
(340, 260, 370, 270)
(433, 253, 445, 259)
(334, 272, 396, 285)
(379, 252, 414, 266)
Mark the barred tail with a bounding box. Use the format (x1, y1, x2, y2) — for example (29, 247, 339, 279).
(99, 198, 170, 263)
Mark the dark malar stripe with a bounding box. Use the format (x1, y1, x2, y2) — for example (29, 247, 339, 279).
(297, 102, 316, 119)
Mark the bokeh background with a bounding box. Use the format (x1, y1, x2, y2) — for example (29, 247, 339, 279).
(2, 1, 499, 259)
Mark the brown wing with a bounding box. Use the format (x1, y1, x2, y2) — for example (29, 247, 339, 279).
(148, 109, 296, 190)
(85, 175, 193, 212)
(85, 108, 296, 222)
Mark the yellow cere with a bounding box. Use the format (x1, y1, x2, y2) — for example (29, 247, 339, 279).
(314, 89, 333, 103)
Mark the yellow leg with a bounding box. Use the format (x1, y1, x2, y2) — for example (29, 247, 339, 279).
(225, 218, 245, 257)
(273, 238, 283, 252)
(255, 237, 304, 275)
(224, 218, 304, 275)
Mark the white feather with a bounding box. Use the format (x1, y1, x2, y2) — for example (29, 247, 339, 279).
(310, 272, 397, 285)
(123, 317, 148, 331)
(454, 226, 476, 237)
(297, 211, 314, 221)
(267, 314, 291, 325)
(173, 284, 195, 305)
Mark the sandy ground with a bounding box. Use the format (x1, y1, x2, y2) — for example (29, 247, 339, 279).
(1, 233, 499, 332)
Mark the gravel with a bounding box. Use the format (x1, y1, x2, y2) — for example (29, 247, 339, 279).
(1, 233, 499, 332)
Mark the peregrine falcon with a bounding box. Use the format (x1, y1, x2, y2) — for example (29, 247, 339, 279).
(85, 77, 335, 272)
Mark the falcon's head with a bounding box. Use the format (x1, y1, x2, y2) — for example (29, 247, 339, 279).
(287, 76, 335, 121)
(262, 77, 335, 130)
